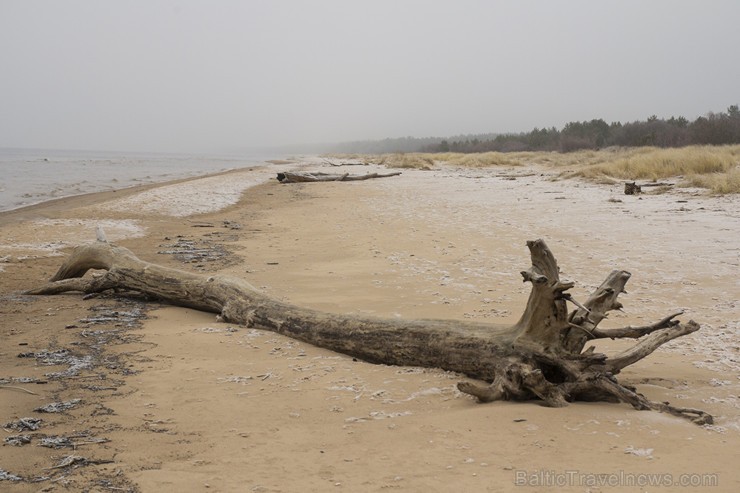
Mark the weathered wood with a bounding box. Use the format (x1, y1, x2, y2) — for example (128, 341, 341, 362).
(322, 158, 370, 167)
(276, 171, 402, 183)
(624, 181, 674, 194)
(26, 237, 712, 424)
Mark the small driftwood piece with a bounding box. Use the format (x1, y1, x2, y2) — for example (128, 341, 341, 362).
(26, 236, 711, 425)
(277, 171, 401, 183)
(0, 385, 39, 395)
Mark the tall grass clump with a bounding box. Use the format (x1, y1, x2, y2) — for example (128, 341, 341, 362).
(684, 165, 740, 194)
(568, 145, 740, 193)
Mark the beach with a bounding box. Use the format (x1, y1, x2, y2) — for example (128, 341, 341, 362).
(1, 158, 738, 492)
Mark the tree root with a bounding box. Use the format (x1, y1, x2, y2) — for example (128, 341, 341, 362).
(457, 358, 713, 425)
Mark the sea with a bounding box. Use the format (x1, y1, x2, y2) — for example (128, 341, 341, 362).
(0, 147, 280, 212)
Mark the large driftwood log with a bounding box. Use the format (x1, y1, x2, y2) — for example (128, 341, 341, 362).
(26, 238, 712, 425)
(276, 171, 401, 183)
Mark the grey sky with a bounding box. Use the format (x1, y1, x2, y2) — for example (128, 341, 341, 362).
(1, 0, 738, 153)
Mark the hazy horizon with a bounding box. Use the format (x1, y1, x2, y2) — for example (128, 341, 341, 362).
(2, 1, 739, 154)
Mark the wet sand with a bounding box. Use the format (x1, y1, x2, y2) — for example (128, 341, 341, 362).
(1, 160, 738, 492)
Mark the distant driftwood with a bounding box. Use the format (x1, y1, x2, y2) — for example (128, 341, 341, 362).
(322, 158, 370, 167)
(276, 171, 402, 183)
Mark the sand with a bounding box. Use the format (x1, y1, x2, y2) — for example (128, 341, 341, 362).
(1, 160, 738, 492)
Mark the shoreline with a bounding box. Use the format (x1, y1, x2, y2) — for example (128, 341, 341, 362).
(0, 165, 273, 226)
(1, 160, 738, 491)
(0, 147, 285, 215)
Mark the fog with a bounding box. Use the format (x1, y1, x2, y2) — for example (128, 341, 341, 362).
(1, 0, 739, 153)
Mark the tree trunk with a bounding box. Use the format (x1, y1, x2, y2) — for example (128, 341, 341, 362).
(25, 238, 712, 425)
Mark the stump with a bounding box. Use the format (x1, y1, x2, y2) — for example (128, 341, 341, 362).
(624, 182, 642, 195)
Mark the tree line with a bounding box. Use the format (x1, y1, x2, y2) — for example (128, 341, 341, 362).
(327, 105, 740, 154)
(425, 105, 740, 153)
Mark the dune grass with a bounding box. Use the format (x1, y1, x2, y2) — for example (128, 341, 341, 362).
(564, 145, 740, 194)
(331, 151, 530, 169)
(683, 165, 740, 194)
(567, 146, 738, 179)
(328, 145, 740, 194)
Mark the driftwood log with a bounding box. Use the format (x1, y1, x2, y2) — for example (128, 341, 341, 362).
(26, 237, 712, 425)
(276, 171, 401, 183)
(322, 158, 370, 167)
(624, 181, 676, 195)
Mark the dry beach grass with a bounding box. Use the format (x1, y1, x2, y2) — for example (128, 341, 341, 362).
(1, 155, 738, 491)
(337, 144, 740, 194)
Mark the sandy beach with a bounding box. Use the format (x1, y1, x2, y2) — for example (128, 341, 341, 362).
(1, 159, 738, 492)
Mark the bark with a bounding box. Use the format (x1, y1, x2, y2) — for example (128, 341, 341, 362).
(26, 238, 712, 425)
(276, 171, 401, 183)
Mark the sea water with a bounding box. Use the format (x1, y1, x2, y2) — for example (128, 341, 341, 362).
(0, 147, 277, 212)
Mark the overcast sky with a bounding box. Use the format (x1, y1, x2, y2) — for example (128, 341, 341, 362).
(1, 0, 739, 153)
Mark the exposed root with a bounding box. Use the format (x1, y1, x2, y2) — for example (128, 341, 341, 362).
(591, 311, 684, 339)
(606, 321, 701, 373)
(457, 357, 713, 425)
